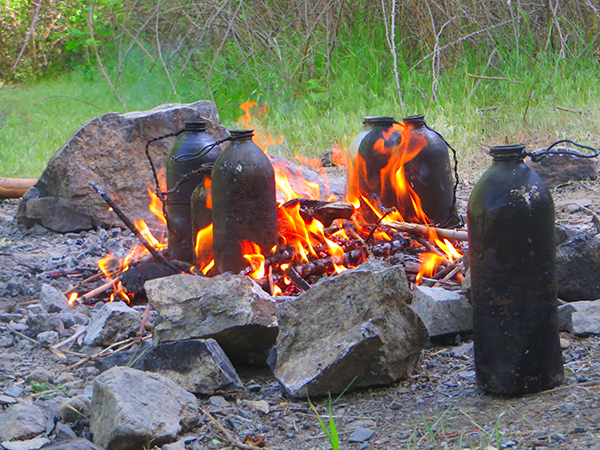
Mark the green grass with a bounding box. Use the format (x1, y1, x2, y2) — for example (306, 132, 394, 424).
(2, 28, 600, 180)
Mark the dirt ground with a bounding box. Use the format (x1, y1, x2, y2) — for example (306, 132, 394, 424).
(2, 172, 600, 450)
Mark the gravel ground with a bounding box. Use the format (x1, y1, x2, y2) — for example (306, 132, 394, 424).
(2, 178, 600, 450)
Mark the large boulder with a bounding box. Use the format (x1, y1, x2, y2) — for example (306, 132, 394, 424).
(556, 225, 600, 301)
(145, 273, 278, 365)
(274, 259, 428, 398)
(17, 101, 228, 232)
(90, 366, 198, 450)
(527, 152, 597, 188)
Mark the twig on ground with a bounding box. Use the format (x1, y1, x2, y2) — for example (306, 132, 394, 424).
(201, 408, 259, 450)
(68, 335, 152, 369)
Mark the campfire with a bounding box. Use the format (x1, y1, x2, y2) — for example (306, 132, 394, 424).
(71, 103, 468, 304)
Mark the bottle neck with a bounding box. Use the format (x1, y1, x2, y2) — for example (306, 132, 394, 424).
(403, 114, 426, 128)
(490, 145, 526, 162)
(184, 121, 208, 132)
(229, 130, 254, 141)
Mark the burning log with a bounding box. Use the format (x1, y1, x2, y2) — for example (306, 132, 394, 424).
(90, 183, 180, 273)
(282, 198, 355, 227)
(0, 177, 37, 198)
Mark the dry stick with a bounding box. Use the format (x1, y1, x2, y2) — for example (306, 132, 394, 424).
(69, 335, 152, 370)
(383, 220, 469, 242)
(64, 268, 119, 296)
(32, 95, 102, 109)
(467, 73, 520, 83)
(89, 183, 179, 272)
(12, 0, 43, 71)
(80, 279, 116, 302)
(381, 0, 404, 110)
(88, 3, 126, 108)
(155, 0, 177, 95)
(467, 48, 497, 102)
(408, 9, 544, 74)
(433, 262, 464, 288)
(51, 326, 87, 350)
(555, 105, 584, 114)
(204, 0, 244, 99)
(201, 408, 258, 450)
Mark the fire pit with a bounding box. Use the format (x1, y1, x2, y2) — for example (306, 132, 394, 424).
(71, 103, 466, 304)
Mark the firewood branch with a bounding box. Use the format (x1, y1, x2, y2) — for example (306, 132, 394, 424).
(89, 183, 179, 272)
(383, 220, 468, 241)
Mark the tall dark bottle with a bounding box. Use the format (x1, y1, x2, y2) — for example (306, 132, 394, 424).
(211, 130, 278, 274)
(403, 115, 459, 227)
(356, 116, 401, 201)
(467, 144, 564, 395)
(165, 121, 219, 263)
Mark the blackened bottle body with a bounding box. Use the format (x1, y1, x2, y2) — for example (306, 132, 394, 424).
(356, 116, 400, 202)
(211, 130, 278, 274)
(403, 115, 459, 227)
(467, 144, 563, 395)
(166, 121, 219, 263)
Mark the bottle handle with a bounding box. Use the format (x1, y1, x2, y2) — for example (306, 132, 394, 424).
(525, 139, 599, 162)
(171, 136, 232, 162)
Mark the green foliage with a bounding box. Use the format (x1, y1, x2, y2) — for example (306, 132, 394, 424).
(308, 395, 339, 450)
(1, 1, 600, 179)
(0, 0, 122, 81)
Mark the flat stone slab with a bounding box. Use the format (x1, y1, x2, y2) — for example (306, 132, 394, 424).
(410, 286, 473, 337)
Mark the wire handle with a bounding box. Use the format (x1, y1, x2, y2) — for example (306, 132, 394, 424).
(171, 136, 232, 162)
(525, 139, 599, 162)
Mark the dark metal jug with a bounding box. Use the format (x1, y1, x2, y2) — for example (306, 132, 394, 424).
(467, 144, 564, 395)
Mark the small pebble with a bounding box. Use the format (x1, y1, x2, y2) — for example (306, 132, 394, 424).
(348, 427, 375, 443)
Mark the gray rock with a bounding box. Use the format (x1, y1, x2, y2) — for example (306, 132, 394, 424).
(274, 259, 428, 398)
(60, 311, 76, 329)
(1, 437, 50, 450)
(146, 273, 278, 365)
(527, 152, 597, 188)
(558, 301, 600, 335)
(26, 304, 45, 315)
(25, 368, 55, 386)
(17, 101, 227, 232)
(410, 286, 473, 337)
(37, 330, 59, 347)
(55, 422, 78, 441)
(3, 385, 24, 398)
(40, 438, 105, 450)
(90, 366, 198, 450)
(60, 396, 91, 422)
(39, 284, 73, 313)
(140, 339, 244, 395)
(84, 302, 141, 347)
(0, 395, 17, 405)
(556, 225, 600, 301)
(0, 401, 48, 441)
(26, 314, 65, 336)
(0, 335, 15, 348)
(161, 440, 187, 450)
(348, 427, 375, 443)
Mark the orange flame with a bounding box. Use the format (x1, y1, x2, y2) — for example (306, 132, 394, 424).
(194, 223, 213, 274)
(68, 292, 78, 306)
(242, 241, 266, 279)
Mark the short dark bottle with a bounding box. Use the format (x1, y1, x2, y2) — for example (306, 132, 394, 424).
(165, 121, 219, 263)
(403, 115, 459, 227)
(356, 116, 401, 201)
(467, 144, 564, 395)
(211, 130, 278, 274)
